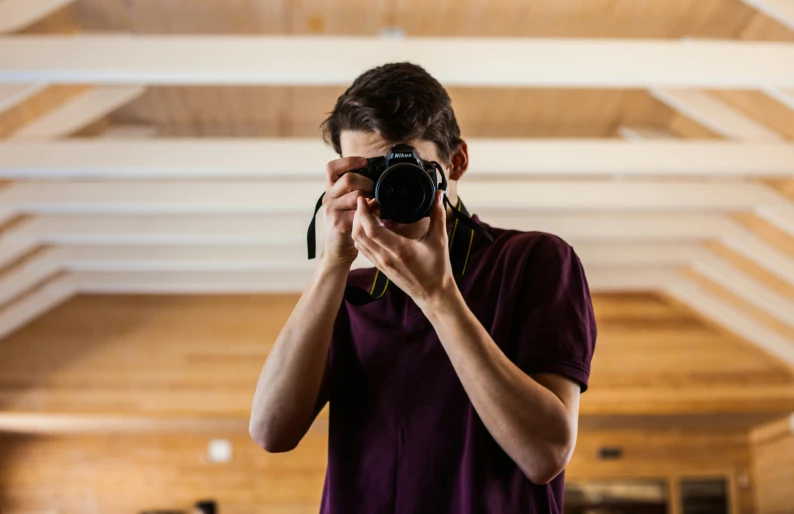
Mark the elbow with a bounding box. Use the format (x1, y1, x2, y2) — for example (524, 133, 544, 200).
(249, 418, 299, 454)
(522, 440, 575, 485)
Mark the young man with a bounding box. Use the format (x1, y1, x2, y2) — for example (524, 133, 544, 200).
(250, 63, 596, 513)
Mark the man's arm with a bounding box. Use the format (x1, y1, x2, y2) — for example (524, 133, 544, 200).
(248, 259, 349, 452)
(350, 192, 586, 484)
(423, 286, 580, 485)
(249, 156, 374, 453)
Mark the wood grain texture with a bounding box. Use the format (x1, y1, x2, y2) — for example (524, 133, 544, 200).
(105, 86, 676, 139)
(751, 415, 794, 513)
(18, 0, 793, 40)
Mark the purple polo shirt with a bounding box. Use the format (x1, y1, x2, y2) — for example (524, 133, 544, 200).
(320, 219, 597, 514)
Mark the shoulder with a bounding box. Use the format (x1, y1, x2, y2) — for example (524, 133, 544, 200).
(485, 228, 576, 267)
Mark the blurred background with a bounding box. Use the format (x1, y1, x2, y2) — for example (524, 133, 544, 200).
(0, 0, 793, 513)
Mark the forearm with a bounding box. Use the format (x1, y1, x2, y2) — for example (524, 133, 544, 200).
(422, 283, 576, 484)
(249, 257, 350, 452)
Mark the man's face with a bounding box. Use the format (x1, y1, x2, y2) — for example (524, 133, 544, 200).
(339, 130, 447, 240)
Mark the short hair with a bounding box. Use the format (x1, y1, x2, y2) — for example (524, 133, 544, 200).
(321, 62, 463, 164)
(194, 500, 217, 514)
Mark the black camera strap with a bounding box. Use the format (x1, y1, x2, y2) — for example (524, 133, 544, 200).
(306, 193, 492, 305)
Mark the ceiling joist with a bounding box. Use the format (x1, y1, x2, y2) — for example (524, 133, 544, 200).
(650, 89, 783, 141)
(665, 278, 794, 367)
(739, 0, 794, 31)
(0, 0, 75, 34)
(8, 86, 146, 140)
(0, 181, 788, 216)
(1, 36, 794, 87)
(0, 83, 46, 115)
(1, 139, 793, 179)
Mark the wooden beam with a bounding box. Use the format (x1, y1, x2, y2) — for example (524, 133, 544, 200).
(0, 181, 787, 216)
(8, 86, 146, 140)
(0, 83, 46, 115)
(1, 139, 794, 178)
(692, 255, 794, 330)
(756, 206, 794, 237)
(0, 412, 249, 434)
(764, 88, 794, 110)
(1, 36, 794, 87)
(722, 231, 794, 285)
(650, 89, 783, 141)
(739, 0, 794, 31)
(617, 126, 676, 141)
(665, 278, 794, 367)
(0, 215, 744, 267)
(0, 0, 75, 34)
(0, 279, 71, 340)
(750, 413, 794, 445)
(44, 267, 675, 295)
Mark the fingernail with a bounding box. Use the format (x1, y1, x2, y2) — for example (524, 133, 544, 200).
(358, 157, 368, 165)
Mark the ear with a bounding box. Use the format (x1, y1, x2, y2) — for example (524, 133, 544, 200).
(448, 141, 469, 181)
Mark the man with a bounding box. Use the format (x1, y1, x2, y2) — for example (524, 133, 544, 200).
(250, 62, 596, 513)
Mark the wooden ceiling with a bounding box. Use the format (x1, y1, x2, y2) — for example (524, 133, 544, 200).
(20, 0, 794, 39)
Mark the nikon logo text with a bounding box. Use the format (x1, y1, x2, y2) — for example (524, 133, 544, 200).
(392, 153, 412, 158)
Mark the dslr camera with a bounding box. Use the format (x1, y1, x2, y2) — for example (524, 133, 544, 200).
(351, 143, 446, 224)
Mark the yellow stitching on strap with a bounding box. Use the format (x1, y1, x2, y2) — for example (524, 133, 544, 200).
(369, 269, 380, 296)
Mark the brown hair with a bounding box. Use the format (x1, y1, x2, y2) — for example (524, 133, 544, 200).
(321, 62, 463, 164)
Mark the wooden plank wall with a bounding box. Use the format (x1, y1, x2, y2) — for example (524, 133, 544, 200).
(751, 416, 794, 514)
(0, 429, 754, 514)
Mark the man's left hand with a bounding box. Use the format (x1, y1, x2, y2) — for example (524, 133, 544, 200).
(352, 190, 456, 309)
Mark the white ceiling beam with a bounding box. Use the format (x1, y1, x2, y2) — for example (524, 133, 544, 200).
(764, 88, 794, 110)
(56, 267, 676, 295)
(650, 89, 783, 141)
(0, 243, 706, 307)
(0, 83, 46, 115)
(665, 277, 794, 367)
(0, 0, 75, 34)
(692, 255, 794, 330)
(756, 205, 794, 236)
(617, 126, 677, 141)
(0, 215, 745, 266)
(9, 86, 146, 141)
(0, 280, 71, 340)
(1, 139, 794, 179)
(1, 36, 794, 88)
(0, 412, 249, 434)
(0, 243, 33, 269)
(739, 0, 794, 31)
(722, 231, 794, 286)
(0, 181, 787, 216)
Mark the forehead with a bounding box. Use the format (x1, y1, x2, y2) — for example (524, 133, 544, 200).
(339, 130, 442, 161)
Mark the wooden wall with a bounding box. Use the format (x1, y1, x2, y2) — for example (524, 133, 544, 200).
(0, 429, 755, 514)
(751, 415, 794, 514)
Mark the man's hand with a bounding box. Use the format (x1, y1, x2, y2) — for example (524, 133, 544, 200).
(352, 190, 455, 309)
(322, 157, 377, 267)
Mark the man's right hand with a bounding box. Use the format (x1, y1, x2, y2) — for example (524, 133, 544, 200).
(322, 156, 376, 266)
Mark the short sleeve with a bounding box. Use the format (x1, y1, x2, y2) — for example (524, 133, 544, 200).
(512, 233, 596, 392)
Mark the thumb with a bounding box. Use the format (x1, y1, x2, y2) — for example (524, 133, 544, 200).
(427, 191, 447, 242)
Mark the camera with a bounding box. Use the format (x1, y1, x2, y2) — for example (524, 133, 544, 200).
(351, 143, 446, 224)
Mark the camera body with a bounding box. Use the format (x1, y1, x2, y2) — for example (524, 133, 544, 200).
(351, 144, 444, 224)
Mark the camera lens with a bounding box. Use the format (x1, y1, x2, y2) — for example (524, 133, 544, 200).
(376, 164, 436, 223)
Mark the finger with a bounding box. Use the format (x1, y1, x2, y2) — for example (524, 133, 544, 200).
(326, 156, 370, 187)
(328, 189, 371, 212)
(327, 170, 375, 200)
(426, 191, 447, 242)
(355, 196, 406, 251)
